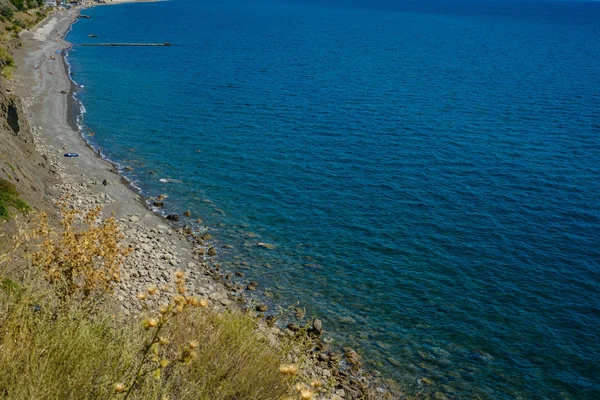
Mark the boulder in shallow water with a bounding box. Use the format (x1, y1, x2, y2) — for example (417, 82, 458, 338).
(166, 214, 179, 222)
(257, 242, 277, 250)
(312, 319, 323, 335)
(419, 377, 433, 386)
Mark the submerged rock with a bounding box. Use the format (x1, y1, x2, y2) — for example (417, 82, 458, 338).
(312, 319, 323, 335)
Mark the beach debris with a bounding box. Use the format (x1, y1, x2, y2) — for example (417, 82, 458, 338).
(60, 90, 67, 94)
(102, 179, 111, 186)
(63, 153, 79, 157)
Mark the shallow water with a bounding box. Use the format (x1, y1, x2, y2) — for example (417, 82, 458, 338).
(66, 0, 600, 397)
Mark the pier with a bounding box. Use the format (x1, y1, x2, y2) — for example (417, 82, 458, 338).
(81, 42, 172, 47)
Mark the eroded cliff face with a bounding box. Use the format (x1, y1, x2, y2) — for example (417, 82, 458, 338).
(0, 78, 57, 219)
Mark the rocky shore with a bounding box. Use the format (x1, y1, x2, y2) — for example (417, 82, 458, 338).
(6, 7, 402, 400)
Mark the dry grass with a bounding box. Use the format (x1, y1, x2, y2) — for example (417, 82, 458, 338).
(0, 282, 294, 399)
(0, 208, 318, 400)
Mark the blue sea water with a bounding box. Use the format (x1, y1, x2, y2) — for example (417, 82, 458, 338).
(65, 0, 600, 398)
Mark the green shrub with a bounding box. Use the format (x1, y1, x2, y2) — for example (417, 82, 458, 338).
(0, 178, 29, 219)
(9, 0, 24, 11)
(0, 5, 14, 20)
(0, 46, 14, 69)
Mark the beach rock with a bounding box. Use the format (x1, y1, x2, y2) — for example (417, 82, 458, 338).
(265, 315, 277, 326)
(387, 357, 401, 367)
(256, 304, 268, 312)
(257, 242, 277, 250)
(312, 319, 323, 335)
(167, 214, 179, 222)
(153, 201, 164, 207)
(207, 247, 217, 256)
(247, 281, 257, 291)
(419, 377, 433, 386)
(344, 348, 361, 366)
(287, 322, 301, 332)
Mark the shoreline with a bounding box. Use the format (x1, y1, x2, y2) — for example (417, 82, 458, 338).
(13, 5, 238, 315)
(10, 6, 401, 400)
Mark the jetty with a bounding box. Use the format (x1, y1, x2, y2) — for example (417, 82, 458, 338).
(81, 42, 172, 47)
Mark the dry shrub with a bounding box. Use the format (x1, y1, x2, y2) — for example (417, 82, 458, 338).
(0, 210, 303, 399)
(30, 204, 131, 306)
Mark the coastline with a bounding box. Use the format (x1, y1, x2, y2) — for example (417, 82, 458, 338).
(9, 6, 401, 400)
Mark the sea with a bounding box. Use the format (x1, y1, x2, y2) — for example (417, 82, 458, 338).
(64, 0, 600, 398)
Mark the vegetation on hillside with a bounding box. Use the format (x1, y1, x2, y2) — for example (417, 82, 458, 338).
(0, 0, 50, 76)
(0, 207, 324, 400)
(0, 178, 30, 219)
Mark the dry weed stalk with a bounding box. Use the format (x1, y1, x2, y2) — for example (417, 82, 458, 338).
(30, 203, 131, 306)
(120, 271, 207, 399)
